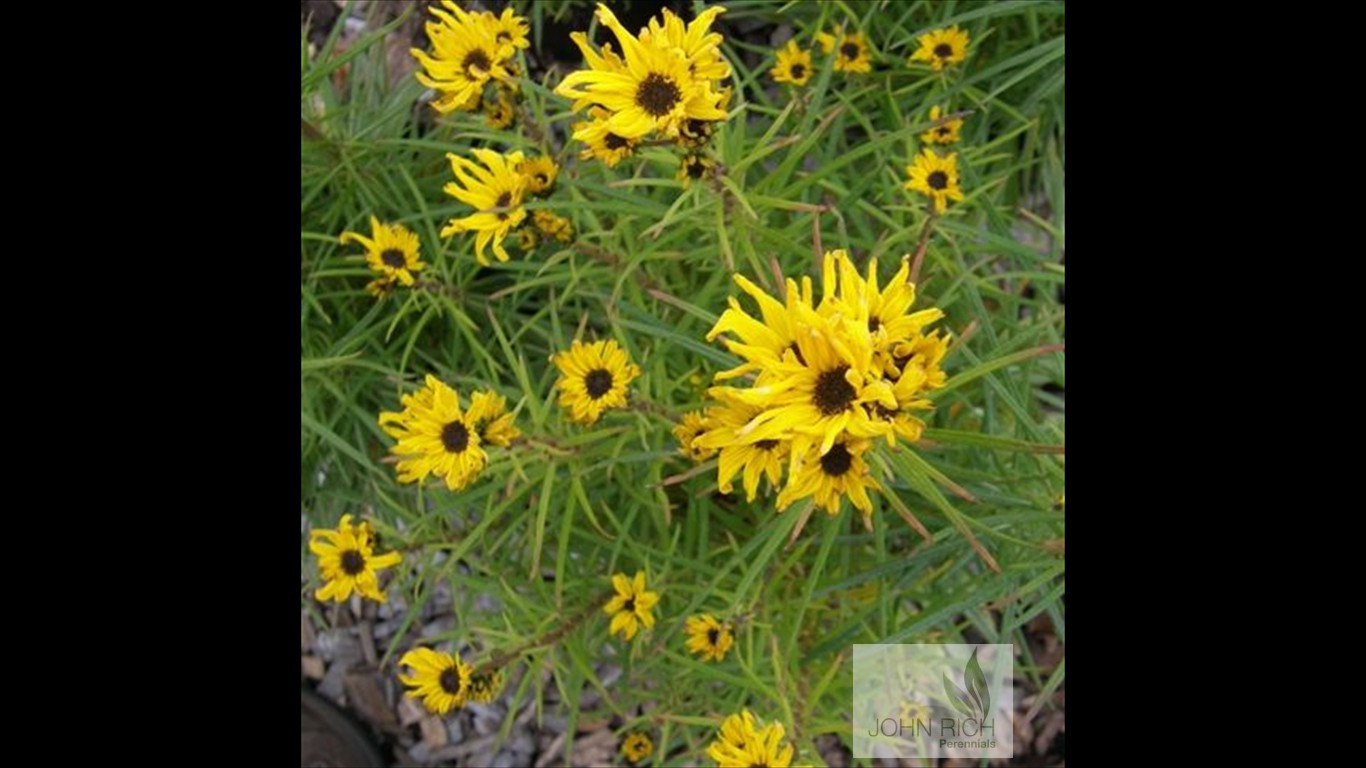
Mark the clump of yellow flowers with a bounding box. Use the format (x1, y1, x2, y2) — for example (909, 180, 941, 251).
(681, 250, 949, 527)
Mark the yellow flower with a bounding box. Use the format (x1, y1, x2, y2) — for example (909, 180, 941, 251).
(677, 153, 715, 188)
(441, 148, 528, 266)
(707, 711, 794, 768)
(776, 438, 881, 521)
(398, 647, 473, 715)
(551, 339, 642, 425)
(694, 394, 787, 501)
(909, 25, 970, 71)
(821, 250, 945, 359)
(770, 40, 813, 86)
(904, 148, 965, 214)
(466, 668, 504, 704)
(365, 278, 396, 298)
(684, 613, 734, 662)
(483, 88, 516, 129)
(469, 389, 520, 447)
(673, 410, 717, 462)
(555, 4, 728, 140)
(717, 711, 758, 751)
(489, 7, 529, 52)
(640, 5, 730, 84)
(516, 226, 539, 251)
(620, 731, 654, 763)
(532, 209, 575, 243)
(340, 216, 425, 287)
(604, 570, 659, 641)
(573, 108, 638, 167)
(899, 699, 931, 729)
(411, 1, 517, 114)
(816, 28, 873, 73)
(519, 155, 558, 196)
(705, 272, 817, 381)
(378, 375, 488, 490)
(309, 514, 402, 603)
(921, 105, 963, 145)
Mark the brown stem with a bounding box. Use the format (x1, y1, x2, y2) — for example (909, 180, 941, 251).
(908, 204, 939, 285)
(476, 591, 614, 674)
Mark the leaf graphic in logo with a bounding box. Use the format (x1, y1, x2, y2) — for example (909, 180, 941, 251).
(964, 647, 990, 721)
(942, 672, 976, 718)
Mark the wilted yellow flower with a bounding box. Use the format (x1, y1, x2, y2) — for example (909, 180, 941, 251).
(441, 148, 527, 265)
(677, 153, 715, 188)
(620, 731, 654, 763)
(519, 155, 558, 195)
(467, 668, 504, 704)
(532, 209, 575, 244)
(483, 87, 516, 128)
(673, 410, 716, 462)
(921, 105, 963, 145)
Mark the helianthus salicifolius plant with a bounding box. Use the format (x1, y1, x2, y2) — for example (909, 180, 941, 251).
(441, 148, 527, 265)
(378, 376, 520, 491)
(604, 570, 659, 641)
(770, 39, 813, 86)
(397, 647, 473, 715)
(310, 514, 402, 604)
(673, 410, 717, 462)
(551, 339, 642, 425)
(909, 25, 970, 71)
(905, 148, 966, 214)
(519, 155, 558, 196)
(921, 105, 963, 145)
(339, 216, 425, 297)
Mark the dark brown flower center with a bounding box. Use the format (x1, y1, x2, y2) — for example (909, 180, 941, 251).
(813, 365, 856, 415)
(623, 596, 636, 612)
(934, 43, 953, 59)
(707, 627, 720, 646)
(937, 126, 950, 136)
(840, 42, 860, 60)
(820, 443, 854, 476)
(927, 170, 948, 190)
(439, 667, 465, 695)
(791, 63, 806, 79)
(754, 439, 779, 451)
(463, 49, 492, 76)
(686, 159, 707, 178)
(497, 32, 511, 44)
(604, 133, 630, 150)
(868, 316, 881, 332)
(495, 191, 512, 220)
(380, 249, 406, 269)
(441, 421, 470, 453)
(340, 549, 366, 575)
(636, 73, 682, 117)
(585, 369, 613, 399)
(536, 173, 548, 185)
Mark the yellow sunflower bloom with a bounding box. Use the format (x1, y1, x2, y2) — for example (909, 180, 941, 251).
(519, 155, 558, 196)
(776, 438, 881, 521)
(604, 570, 659, 641)
(770, 40, 813, 86)
(365, 277, 397, 298)
(717, 711, 758, 751)
(693, 394, 787, 501)
(684, 613, 734, 662)
(816, 28, 873, 73)
(551, 339, 642, 425)
(378, 375, 488, 490)
(340, 216, 425, 288)
(573, 108, 639, 167)
(899, 699, 932, 730)
(468, 389, 521, 447)
(677, 153, 715, 188)
(909, 25, 970, 71)
(489, 7, 529, 51)
(309, 514, 402, 604)
(620, 731, 654, 764)
(398, 647, 473, 715)
(707, 712, 794, 768)
(673, 410, 717, 462)
(705, 272, 817, 381)
(820, 250, 944, 358)
(555, 3, 727, 140)
(904, 148, 965, 214)
(921, 105, 963, 145)
(532, 209, 575, 243)
(441, 148, 528, 265)
(411, 1, 516, 114)
(466, 668, 504, 704)
(641, 6, 730, 84)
